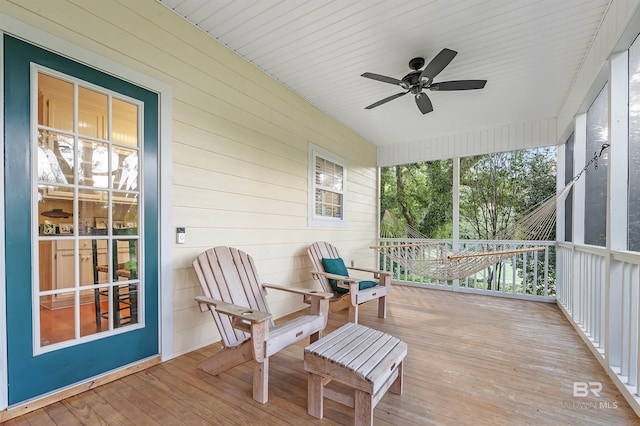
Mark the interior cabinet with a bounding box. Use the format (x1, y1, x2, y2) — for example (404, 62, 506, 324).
(55, 240, 94, 290)
(39, 239, 130, 309)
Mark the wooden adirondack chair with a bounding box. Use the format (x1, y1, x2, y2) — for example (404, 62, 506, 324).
(193, 246, 331, 404)
(307, 241, 390, 323)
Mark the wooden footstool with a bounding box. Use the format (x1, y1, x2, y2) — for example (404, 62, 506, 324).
(304, 323, 407, 425)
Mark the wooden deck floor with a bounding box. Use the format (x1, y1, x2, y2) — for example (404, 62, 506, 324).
(6, 286, 640, 425)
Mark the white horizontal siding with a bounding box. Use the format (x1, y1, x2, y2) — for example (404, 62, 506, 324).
(377, 118, 557, 166)
(2, 0, 379, 357)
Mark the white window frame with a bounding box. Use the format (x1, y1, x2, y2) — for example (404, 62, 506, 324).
(30, 65, 145, 355)
(308, 143, 346, 227)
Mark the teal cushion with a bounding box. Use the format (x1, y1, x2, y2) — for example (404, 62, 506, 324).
(321, 257, 378, 294)
(358, 280, 378, 290)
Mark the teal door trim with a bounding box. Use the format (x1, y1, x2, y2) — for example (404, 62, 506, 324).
(4, 35, 160, 404)
(1, 16, 174, 410)
(0, 28, 7, 410)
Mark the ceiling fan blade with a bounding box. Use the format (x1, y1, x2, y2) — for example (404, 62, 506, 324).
(429, 80, 487, 91)
(420, 48, 457, 81)
(361, 72, 405, 86)
(415, 92, 433, 114)
(365, 91, 409, 109)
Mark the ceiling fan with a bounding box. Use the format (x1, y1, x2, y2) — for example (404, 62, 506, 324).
(361, 48, 487, 114)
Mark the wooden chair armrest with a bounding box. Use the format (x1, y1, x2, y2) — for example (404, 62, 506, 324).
(310, 270, 359, 283)
(195, 296, 272, 323)
(261, 283, 332, 299)
(347, 266, 391, 277)
(310, 270, 363, 292)
(346, 267, 391, 287)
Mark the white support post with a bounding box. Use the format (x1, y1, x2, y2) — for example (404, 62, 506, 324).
(573, 113, 587, 246)
(452, 157, 460, 290)
(606, 51, 628, 365)
(609, 51, 629, 251)
(556, 144, 566, 241)
(572, 114, 587, 329)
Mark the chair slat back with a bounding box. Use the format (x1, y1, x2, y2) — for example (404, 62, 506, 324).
(194, 246, 273, 347)
(307, 241, 341, 295)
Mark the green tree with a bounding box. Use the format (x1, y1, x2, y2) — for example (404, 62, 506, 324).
(460, 148, 556, 239)
(380, 148, 556, 291)
(380, 161, 452, 238)
(460, 147, 556, 289)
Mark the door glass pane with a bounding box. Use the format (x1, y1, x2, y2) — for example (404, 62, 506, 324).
(35, 69, 143, 351)
(113, 98, 138, 147)
(38, 73, 73, 132)
(113, 194, 138, 226)
(37, 130, 75, 184)
(84, 140, 115, 188)
(77, 188, 107, 235)
(113, 147, 139, 191)
(91, 239, 109, 285)
(80, 287, 105, 337)
(40, 293, 75, 346)
(78, 86, 107, 139)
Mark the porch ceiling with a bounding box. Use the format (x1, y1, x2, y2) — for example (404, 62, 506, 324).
(158, 0, 612, 147)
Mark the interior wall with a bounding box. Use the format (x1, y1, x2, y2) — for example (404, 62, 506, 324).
(0, 0, 380, 357)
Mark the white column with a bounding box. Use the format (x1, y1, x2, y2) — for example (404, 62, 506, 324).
(608, 51, 629, 251)
(571, 113, 587, 329)
(452, 157, 460, 249)
(605, 51, 629, 366)
(452, 157, 460, 290)
(573, 113, 587, 245)
(556, 144, 566, 241)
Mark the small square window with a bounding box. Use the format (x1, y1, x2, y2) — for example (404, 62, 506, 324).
(308, 144, 346, 227)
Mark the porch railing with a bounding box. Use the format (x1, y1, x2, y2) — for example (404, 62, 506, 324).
(377, 238, 556, 302)
(557, 243, 640, 411)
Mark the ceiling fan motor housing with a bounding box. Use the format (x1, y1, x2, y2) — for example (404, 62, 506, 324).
(408, 57, 425, 70)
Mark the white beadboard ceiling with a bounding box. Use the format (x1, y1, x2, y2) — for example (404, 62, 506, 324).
(158, 0, 612, 147)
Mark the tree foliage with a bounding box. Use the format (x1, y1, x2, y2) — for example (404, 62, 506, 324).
(380, 148, 556, 240)
(380, 148, 557, 292)
(381, 161, 453, 238)
(460, 148, 557, 240)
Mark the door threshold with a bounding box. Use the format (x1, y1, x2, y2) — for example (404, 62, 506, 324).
(0, 355, 160, 422)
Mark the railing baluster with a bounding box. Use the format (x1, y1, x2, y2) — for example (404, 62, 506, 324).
(531, 246, 535, 295)
(636, 263, 640, 396)
(544, 247, 549, 297)
(630, 264, 638, 388)
(622, 265, 630, 378)
(512, 254, 517, 294)
(523, 251, 528, 295)
(377, 238, 555, 299)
